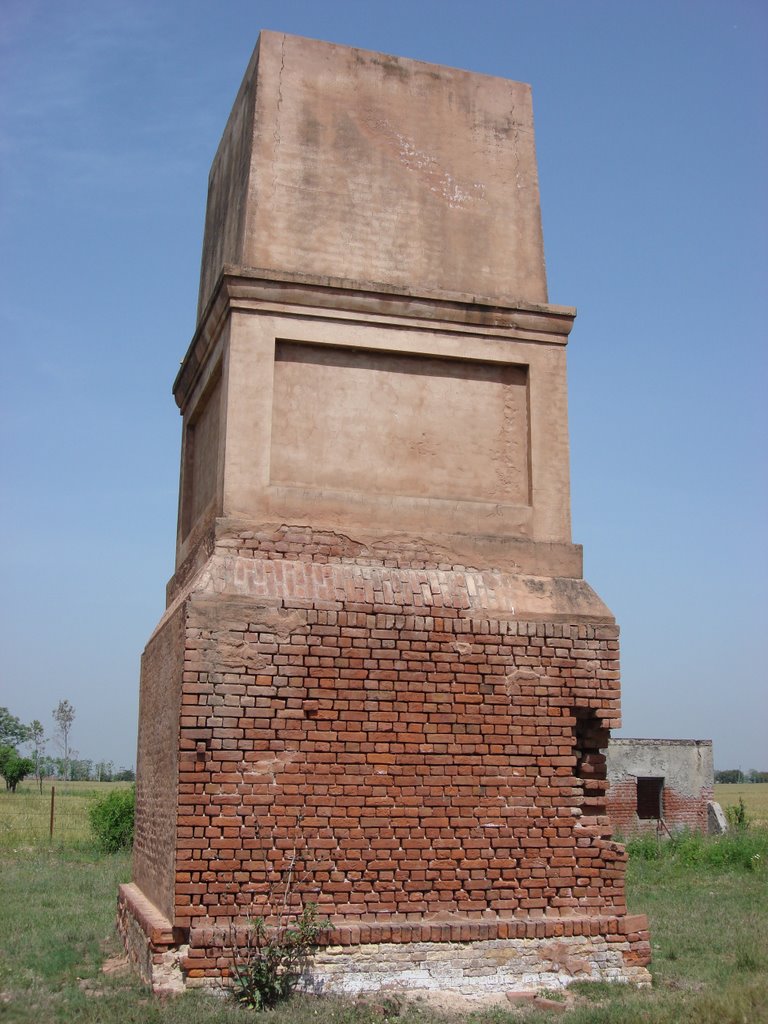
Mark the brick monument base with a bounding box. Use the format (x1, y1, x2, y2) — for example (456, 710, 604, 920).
(122, 523, 650, 994)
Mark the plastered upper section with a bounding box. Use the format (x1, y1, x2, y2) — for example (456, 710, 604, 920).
(174, 286, 576, 571)
(607, 740, 714, 799)
(197, 32, 547, 319)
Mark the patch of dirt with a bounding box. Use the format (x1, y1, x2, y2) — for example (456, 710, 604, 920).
(389, 989, 577, 1014)
(102, 954, 131, 976)
(75, 956, 133, 998)
(662, 977, 706, 992)
(77, 979, 105, 998)
(406, 991, 511, 1013)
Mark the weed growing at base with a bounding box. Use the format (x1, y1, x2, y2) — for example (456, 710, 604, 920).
(230, 903, 327, 1010)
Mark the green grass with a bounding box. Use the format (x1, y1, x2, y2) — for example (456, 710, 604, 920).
(617, 834, 768, 1024)
(0, 826, 766, 1023)
(626, 825, 768, 870)
(0, 845, 137, 1022)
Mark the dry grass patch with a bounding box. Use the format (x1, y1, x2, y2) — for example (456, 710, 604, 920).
(715, 782, 768, 826)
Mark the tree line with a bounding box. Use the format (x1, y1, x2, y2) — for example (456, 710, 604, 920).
(0, 703, 134, 792)
(715, 769, 768, 784)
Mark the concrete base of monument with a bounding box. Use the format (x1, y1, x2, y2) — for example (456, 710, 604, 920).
(296, 936, 652, 997)
(118, 885, 651, 997)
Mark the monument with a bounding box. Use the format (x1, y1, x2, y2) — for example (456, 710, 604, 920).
(118, 31, 651, 995)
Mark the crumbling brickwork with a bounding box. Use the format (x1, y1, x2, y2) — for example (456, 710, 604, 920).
(122, 528, 651, 988)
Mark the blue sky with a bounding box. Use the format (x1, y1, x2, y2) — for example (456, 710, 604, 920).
(1, 0, 766, 772)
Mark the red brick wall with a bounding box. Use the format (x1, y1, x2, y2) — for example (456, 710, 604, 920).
(664, 785, 712, 833)
(134, 603, 185, 920)
(158, 531, 634, 978)
(606, 779, 712, 837)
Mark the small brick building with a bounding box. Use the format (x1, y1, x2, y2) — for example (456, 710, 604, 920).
(606, 739, 714, 837)
(118, 32, 651, 995)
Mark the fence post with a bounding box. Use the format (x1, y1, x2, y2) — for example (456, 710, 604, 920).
(49, 785, 55, 840)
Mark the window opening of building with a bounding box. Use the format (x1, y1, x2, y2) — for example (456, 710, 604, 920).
(636, 776, 664, 820)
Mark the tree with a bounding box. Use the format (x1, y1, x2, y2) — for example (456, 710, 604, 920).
(69, 757, 92, 781)
(0, 745, 35, 792)
(0, 707, 30, 747)
(52, 700, 75, 781)
(0, 708, 34, 793)
(28, 719, 46, 793)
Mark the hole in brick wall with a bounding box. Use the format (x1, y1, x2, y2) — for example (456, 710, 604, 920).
(636, 777, 664, 820)
(573, 709, 609, 819)
(304, 700, 319, 719)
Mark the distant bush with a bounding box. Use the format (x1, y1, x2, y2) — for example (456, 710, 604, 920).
(725, 796, 752, 831)
(88, 787, 135, 853)
(0, 746, 35, 793)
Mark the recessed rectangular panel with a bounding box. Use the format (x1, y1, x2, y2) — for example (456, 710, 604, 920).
(270, 342, 530, 505)
(181, 373, 221, 537)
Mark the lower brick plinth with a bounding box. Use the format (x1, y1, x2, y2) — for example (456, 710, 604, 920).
(117, 883, 188, 995)
(119, 883, 650, 996)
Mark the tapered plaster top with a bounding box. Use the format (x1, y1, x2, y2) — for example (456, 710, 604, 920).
(197, 31, 548, 320)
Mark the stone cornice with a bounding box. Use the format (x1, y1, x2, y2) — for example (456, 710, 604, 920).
(173, 265, 576, 408)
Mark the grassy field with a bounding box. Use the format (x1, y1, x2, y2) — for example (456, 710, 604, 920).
(1, 784, 766, 1023)
(716, 782, 768, 826)
(0, 780, 133, 848)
